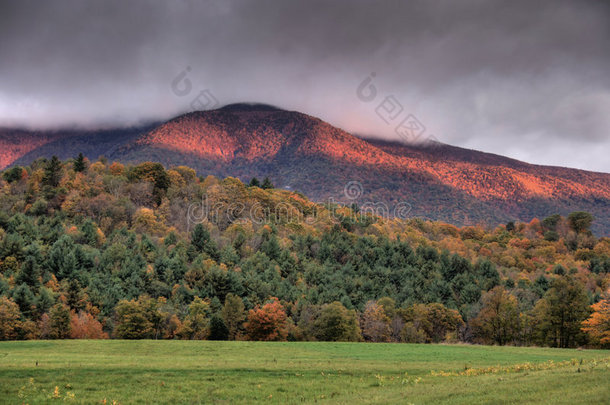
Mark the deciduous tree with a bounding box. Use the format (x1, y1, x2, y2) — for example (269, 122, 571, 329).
(471, 286, 520, 345)
(180, 297, 210, 340)
(581, 295, 610, 347)
(360, 301, 391, 342)
(245, 297, 288, 341)
(221, 293, 245, 340)
(0, 296, 22, 340)
(312, 301, 361, 342)
(48, 303, 71, 339)
(534, 276, 590, 348)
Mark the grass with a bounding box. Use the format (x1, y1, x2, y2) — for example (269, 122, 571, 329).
(0, 340, 608, 404)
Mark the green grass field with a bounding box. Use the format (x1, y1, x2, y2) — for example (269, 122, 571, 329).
(0, 341, 608, 404)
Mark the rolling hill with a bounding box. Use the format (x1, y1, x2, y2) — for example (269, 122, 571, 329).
(1, 103, 609, 234)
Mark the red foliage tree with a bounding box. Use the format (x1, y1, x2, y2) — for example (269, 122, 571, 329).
(70, 311, 109, 339)
(244, 297, 288, 341)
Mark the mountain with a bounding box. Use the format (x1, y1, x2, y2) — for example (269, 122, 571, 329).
(1, 103, 609, 234)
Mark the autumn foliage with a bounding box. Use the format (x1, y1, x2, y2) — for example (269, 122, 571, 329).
(0, 156, 608, 348)
(582, 294, 610, 347)
(244, 298, 289, 341)
(70, 311, 108, 339)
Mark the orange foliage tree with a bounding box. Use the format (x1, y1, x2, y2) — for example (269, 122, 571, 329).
(582, 296, 610, 347)
(245, 297, 288, 341)
(70, 311, 108, 339)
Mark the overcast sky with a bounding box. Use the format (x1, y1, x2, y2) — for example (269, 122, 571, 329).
(0, 0, 608, 172)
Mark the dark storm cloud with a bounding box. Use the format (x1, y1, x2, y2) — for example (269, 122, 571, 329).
(0, 0, 608, 171)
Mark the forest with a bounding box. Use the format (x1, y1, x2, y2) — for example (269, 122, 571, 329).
(0, 155, 608, 348)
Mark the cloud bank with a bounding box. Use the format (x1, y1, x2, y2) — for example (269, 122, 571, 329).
(0, 0, 608, 171)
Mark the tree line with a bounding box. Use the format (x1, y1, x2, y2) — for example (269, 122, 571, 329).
(0, 156, 608, 347)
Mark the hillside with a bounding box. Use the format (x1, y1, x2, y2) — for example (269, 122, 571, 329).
(0, 157, 608, 348)
(1, 103, 609, 234)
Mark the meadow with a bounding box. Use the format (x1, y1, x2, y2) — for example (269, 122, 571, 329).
(0, 341, 608, 404)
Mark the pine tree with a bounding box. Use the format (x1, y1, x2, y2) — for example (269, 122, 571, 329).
(248, 177, 260, 187)
(73, 153, 87, 173)
(42, 156, 62, 187)
(208, 314, 229, 340)
(261, 177, 274, 189)
(11, 284, 36, 316)
(191, 223, 218, 259)
(16, 256, 41, 288)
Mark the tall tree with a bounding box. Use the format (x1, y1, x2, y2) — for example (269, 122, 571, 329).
(581, 295, 610, 348)
(43, 156, 62, 187)
(245, 297, 288, 341)
(567, 211, 594, 234)
(313, 301, 361, 342)
(73, 153, 87, 173)
(360, 301, 391, 342)
(48, 303, 71, 339)
(0, 297, 23, 340)
(114, 297, 158, 339)
(261, 177, 274, 190)
(534, 276, 590, 348)
(191, 224, 218, 260)
(471, 286, 521, 345)
(208, 314, 229, 340)
(180, 297, 211, 340)
(221, 293, 245, 340)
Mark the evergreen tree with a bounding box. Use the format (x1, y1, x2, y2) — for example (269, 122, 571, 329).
(191, 223, 218, 260)
(11, 284, 35, 316)
(65, 279, 87, 311)
(2, 166, 23, 183)
(80, 220, 98, 246)
(16, 256, 41, 288)
(73, 153, 87, 173)
(34, 287, 55, 318)
(208, 314, 229, 340)
(261, 177, 274, 189)
(248, 177, 260, 187)
(42, 156, 62, 187)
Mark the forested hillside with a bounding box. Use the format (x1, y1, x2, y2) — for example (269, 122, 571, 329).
(0, 156, 608, 347)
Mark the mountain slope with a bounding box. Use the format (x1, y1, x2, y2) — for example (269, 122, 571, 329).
(1, 103, 609, 234)
(0, 124, 157, 170)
